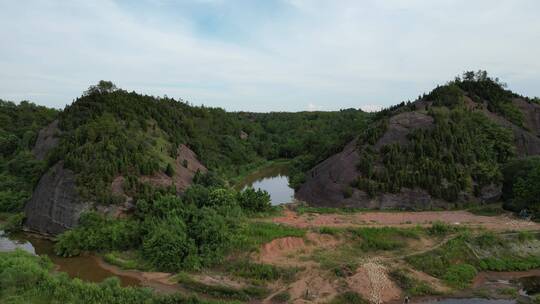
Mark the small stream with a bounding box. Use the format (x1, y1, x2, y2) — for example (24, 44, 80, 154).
(238, 164, 294, 205)
(0, 230, 140, 287)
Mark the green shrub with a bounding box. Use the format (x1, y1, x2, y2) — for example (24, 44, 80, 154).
(443, 264, 477, 289)
(389, 269, 437, 296)
(142, 216, 199, 271)
(2, 212, 25, 232)
(237, 187, 271, 212)
(55, 212, 141, 257)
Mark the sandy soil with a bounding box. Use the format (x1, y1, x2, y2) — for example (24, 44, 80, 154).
(272, 209, 540, 231)
(257, 232, 339, 267)
(347, 261, 401, 304)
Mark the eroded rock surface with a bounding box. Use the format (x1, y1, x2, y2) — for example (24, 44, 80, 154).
(24, 162, 89, 235)
(31, 120, 60, 161)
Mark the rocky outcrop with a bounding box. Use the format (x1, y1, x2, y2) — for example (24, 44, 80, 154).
(295, 138, 447, 209)
(31, 120, 60, 161)
(296, 101, 539, 209)
(295, 140, 360, 207)
(296, 112, 438, 209)
(139, 144, 207, 193)
(24, 162, 89, 235)
(374, 111, 434, 150)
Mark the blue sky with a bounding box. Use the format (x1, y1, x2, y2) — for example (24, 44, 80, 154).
(1, 0, 539, 112)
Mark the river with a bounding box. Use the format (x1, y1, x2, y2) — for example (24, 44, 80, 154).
(0, 230, 140, 286)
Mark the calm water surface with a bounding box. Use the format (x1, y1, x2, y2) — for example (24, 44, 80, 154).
(239, 164, 294, 205)
(0, 230, 139, 286)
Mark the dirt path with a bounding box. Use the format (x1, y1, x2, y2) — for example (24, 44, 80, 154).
(271, 209, 540, 231)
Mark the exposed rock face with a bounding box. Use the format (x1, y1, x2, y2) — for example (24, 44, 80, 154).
(24, 162, 89, 235)
(31, 120, 60, 161)
(296, 112, 438, 209)
(295, 140, 360, 207)
(375, 111, 434, 150)
(139, 144, 207, 193)
(297, 102, 540, 209)
(295, 138, 447, 209)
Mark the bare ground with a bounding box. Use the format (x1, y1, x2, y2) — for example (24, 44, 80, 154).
(271, 209, 540, 231)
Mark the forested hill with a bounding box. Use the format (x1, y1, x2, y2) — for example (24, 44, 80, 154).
(1, 81, 368, 234)
(297, 71, 540, 217)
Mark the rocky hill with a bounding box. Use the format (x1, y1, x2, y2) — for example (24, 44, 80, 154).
(296, 72, 540, 209)
(17, 81, 368, 234)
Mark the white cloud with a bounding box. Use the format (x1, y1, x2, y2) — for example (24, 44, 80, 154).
(0, 0, 539, 111)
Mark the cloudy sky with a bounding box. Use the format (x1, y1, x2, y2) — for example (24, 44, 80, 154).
(1, 0, 539, 112)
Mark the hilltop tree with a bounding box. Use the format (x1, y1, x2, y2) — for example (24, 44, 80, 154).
(85, 80, 118, 96)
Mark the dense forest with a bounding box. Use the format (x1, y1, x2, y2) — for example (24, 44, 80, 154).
(0, 100, 58, 213)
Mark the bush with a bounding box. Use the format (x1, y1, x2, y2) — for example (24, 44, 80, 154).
(237, 187, 271, 212)
(188, 207, 233, 266)
(443, 264, 477, 289)
(142, 216, 199, 271)
(389, 269, 437, 296)
(2, 212, 25, 233)
(55, 212, 141, 257)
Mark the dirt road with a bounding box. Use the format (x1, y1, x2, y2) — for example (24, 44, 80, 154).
(271, 209, 540, 231)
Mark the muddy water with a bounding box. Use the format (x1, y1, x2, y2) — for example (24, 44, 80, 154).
(239, 164, 294, 205)
(0, 231, 140, 287)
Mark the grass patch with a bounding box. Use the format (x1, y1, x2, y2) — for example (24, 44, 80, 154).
(226, 260, 300, 284)
(467, 203, 507, 216)
(103, 251, 151, 271)
(318, 227, 343, 236)
(389, 269, 439, 296)
(406, 235, 478, 279)
(443, 264, 477, 289)
(427, 221, 460, 237)
(498, 287, 518, 298)
(176, 272, 269, 301)
(270, 291, 290, 303)
(473, 231, 505, 248)
(233, 222, 305, 252)
(351, 227, 420, 251)
(327, 292, 368, 304)
(311, 244, 360, 272)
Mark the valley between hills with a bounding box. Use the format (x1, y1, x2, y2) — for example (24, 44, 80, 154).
(1, 71, 540, 304)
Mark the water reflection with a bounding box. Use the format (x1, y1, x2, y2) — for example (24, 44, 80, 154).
(239, 164, 294, 205)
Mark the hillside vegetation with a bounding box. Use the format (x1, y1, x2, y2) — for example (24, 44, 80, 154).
(0, 100, 58, 213)
(48, 81, 368, 203)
